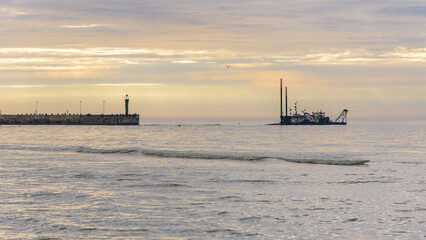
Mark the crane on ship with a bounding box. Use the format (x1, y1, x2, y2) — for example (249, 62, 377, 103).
(334, 109, 348, 124)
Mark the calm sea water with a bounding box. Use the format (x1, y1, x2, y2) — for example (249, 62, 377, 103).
(1, 121, 425, 239)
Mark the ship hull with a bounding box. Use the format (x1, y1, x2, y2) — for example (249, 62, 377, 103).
(279, 122, 346, 125)
(276, 115, 347, 125)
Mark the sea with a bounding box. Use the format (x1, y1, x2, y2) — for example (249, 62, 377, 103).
(0, 120, 425, 239)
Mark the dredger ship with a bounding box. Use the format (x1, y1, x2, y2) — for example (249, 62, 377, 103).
(276, 79, 348, 125)
(0, 94, 139, 125)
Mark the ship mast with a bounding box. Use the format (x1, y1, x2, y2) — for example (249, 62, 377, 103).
(285, 86, 288, 117)
(280, 78, 283, 121)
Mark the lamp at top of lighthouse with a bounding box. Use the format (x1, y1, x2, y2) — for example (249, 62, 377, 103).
(125, 94, 129, 116)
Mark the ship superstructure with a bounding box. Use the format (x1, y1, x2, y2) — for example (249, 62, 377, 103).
(278, 79, 348, 125)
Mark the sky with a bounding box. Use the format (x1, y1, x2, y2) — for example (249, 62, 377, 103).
(0, 0, 425, 122)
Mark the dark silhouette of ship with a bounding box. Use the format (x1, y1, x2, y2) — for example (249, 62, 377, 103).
(0, 94, 139, 125)
(273, 79, 348, 125)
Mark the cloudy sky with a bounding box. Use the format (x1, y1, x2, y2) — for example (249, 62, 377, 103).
(0, 0, 425, 121)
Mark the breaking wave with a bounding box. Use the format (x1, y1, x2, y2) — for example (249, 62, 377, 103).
(140, 149, 269, 161)
(74, 146, 369, 166)
(283, 158, 369, 166)
(142, 123, 221, 126)
(76, 146, 138, 154)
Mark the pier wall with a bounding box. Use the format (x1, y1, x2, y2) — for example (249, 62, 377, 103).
(0, 113, 139, 125)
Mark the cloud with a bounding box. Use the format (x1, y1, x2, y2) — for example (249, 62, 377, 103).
(274, 48, 426, 65)
(0, 84, 46, 88)
(173, 60, 198, 64)
(60, 24, 116, 29)
(92, 83, 164, 87)
(1, 0, 425, 51)
(379, 6, 426, 16)
(1, 7, 26, 17)
(0, 46, 425, 74)
(382, 47, 426, 63)
(0, 47, 228, 71)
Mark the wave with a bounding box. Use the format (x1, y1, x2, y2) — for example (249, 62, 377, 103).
(140, 149, 269, 161)
(142, 123, 221, 126)
(1, 144, 370, 166)
(75, 146, 369, 166)
(141, 149, 369, 165)
(284, 158, 369, 166)
(76, 146, 138, 154)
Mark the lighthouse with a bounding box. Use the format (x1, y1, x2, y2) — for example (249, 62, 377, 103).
(125, 94, 129, 116)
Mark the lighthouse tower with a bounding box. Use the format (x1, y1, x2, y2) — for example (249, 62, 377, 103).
(125, 94, 129, 116)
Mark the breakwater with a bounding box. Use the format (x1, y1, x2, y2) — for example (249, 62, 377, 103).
(0, 113, 139, 125)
